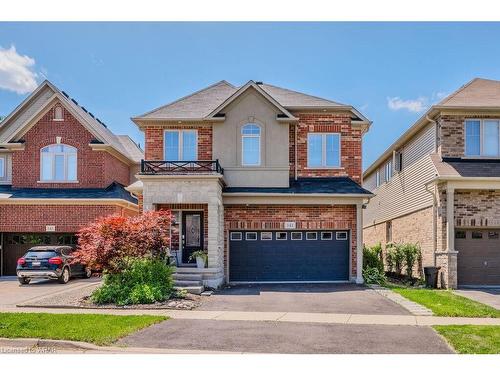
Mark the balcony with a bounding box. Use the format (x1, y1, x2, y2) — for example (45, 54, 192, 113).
(140, 160, 224, 175)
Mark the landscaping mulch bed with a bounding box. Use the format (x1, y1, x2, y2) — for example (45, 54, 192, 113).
(18, 283, 202, 310)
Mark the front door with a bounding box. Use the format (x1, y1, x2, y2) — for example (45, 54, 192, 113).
(182, 211, 204, 264)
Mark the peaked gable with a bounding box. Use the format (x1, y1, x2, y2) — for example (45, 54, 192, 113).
(437, 78, 500, 108)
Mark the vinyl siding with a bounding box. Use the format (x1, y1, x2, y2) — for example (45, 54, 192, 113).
(363, 122, 437, 227)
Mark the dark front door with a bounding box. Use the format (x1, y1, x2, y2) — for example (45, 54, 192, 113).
(182, 212, 204, 264)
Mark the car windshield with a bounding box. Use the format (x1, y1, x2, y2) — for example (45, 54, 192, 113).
(24, 251, 58, 258)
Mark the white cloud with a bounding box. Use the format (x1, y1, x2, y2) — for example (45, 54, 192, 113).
(387, 96, 428, 113)
(0, 45, 38, 94)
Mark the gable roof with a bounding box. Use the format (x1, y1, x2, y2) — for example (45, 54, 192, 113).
(0, 80, 143, 164)
(132, 80, 370, 124)
(363, 77, 500, 178)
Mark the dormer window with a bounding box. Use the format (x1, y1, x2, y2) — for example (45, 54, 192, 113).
(54, 106, 64, 121)
(241, 124, 261, 166)
(40, 144, 77, 182)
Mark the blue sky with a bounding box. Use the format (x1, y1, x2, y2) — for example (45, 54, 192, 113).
(2, 22, 500, 170)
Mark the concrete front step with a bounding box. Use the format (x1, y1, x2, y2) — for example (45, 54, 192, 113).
(174, 286, 204, 295)
(173, 273, 203, 281)
(175, 279, 203, 287)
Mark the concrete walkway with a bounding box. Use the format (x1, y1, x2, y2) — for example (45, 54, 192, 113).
(2, 306, 500, 326)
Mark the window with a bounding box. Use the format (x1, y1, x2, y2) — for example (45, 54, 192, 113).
(395, 152, 403, 172)
(54, 106, 64, 120)
(0, 156, 5, 179)
(336, 232, 348, 240)
(306, 232, 318, 240)
(375, 170, 380, 188)
(455, 231, 466, 239)
(472, 231, 483, 239)
(307, 133, 340, 168)
(246, 232, 257, 241)
(164, 130, 197, 161)
(465, 119, 500, 157)
(230, 232, 242, 241)
(276, 232, 287, 240)
(386, 221, 392, 243)
(241, 124, 261, 166)
(321, 232, 333, 240)
(261, 232, 272, 240)
(488, 232, 499, 239)
(40, 144, 77, 182)
(384, 160, 393, 182)
(291, 232, 302, 240)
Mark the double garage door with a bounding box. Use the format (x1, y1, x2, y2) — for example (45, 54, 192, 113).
(456, 229, 500, 286)
(229, 230, 350, 282)
(1, 233, 77, 276)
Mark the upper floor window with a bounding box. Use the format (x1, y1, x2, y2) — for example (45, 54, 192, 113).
(40, 144, 77, 182)
(375, 170, 380, 187)
(307, 133, 340, 168)
(54, 106, 64, 121)
(164, 130, 197, 161)
(241, 124, 261, 166)
(384, 160, 393, 182)
(465, 119, 500, 157)
(0, 156, 5, 180)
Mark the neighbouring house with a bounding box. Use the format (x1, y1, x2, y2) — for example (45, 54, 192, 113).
(0, 80, 142, 276)
(128, 80, 372, 290)
(363, 78, 500, 288)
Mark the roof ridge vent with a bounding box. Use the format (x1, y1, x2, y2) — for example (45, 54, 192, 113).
(255, 81, 263, 85)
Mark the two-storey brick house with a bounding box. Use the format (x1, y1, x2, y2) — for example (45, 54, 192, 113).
(128, 80, 372, 289)
(363, 78, 500, 288)
(0, 80, 142, 276)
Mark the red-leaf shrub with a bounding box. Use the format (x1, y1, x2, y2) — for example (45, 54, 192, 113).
(73, 210, 172, 273)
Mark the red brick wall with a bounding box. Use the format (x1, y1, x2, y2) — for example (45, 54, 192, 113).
(0, 204, 136, 233)
(291, 113, 362, 183)
(144, 125, 213, 160)
(224, 204, 358, 277)
(12, 104, 130, 188)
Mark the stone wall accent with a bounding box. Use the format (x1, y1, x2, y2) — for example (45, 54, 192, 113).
(11, 103, 130, 188)
(291, 112, 362, 183)
(144, 125, 213, 161)
(224, 204, 358, 279)
(141, 177, 224, 272)
(0, 204, 136, 233)
(435, 251, 458, 289)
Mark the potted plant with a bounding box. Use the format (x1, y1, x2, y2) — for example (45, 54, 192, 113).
(189, 250, 208, 269)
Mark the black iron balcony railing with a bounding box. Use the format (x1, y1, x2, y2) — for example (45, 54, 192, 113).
(141, 160, 224, 175)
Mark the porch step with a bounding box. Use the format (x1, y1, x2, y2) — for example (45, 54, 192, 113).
(174, 279, 203, 287)
(173, 273, 203, 281)
(174, 286, 204, 295)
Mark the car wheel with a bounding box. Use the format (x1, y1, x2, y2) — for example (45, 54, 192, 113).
(18, 277, 30, 285)
(84, 267, 92, 278)
(58, 267, 70, 284)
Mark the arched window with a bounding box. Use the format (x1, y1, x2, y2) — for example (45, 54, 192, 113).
(40, 144, 77, 182)
(241, 124, 261, 166)
(54, 106, 64, 120)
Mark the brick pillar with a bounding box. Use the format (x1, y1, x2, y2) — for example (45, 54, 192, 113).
(435, 251, 458, 289)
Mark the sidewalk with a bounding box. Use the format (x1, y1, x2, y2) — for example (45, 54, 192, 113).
(2, 306, 500, 326)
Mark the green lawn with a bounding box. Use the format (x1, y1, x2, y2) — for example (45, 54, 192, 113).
(434, 325, 500, 354)
(390, 287, 500, 317)
(0, 312, 167, 345)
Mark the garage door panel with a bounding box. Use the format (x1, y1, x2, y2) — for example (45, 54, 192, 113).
(229, 230, 349, 282)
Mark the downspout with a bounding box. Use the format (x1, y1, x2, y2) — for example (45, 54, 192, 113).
(294, 123, 298, 180)
(426, 115, 439, 154)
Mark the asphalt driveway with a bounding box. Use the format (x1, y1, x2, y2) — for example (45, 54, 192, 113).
(198, 283, 410, 315)
(0, 276, 99, 308)
(454, 288, 500, 310)
(119, 319, 453, 354)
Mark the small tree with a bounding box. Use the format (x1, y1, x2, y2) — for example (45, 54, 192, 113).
(73, 210, 172, 273)
(402, 243, 421, 279)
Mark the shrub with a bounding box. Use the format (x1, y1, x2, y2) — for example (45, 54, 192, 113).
(401, 243, 421, 279)
(387, 243, 405, 275)
(363, 267, 387, 285)
(73, 211, 172, 273)
(363, 243, 384, 273)
(91, 258, 174, 306)
(385, 249, 395, 273)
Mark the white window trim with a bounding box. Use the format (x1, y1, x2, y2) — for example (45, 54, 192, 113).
(245, 232, 258, 241)
(307, 133, 341, 169)
(375, 170, 380, 187)
(164, 129, 198, 161)
(384, 160, 393, 182)
(53, 106, 64, 121)
(321, 232, 333, 240)
(306, 232, 318, 240)
(276, 232, 287, 240)
(261, 232, 272, 241)
(39, 144, 78, 183)
(336, 231, 348, 240)
(230, 232, 242, 241)
(465, 119, 500, 158)
(0, 156, 5, 179)
(291, 232, 303, 240)
(241, 124, 261, 166)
